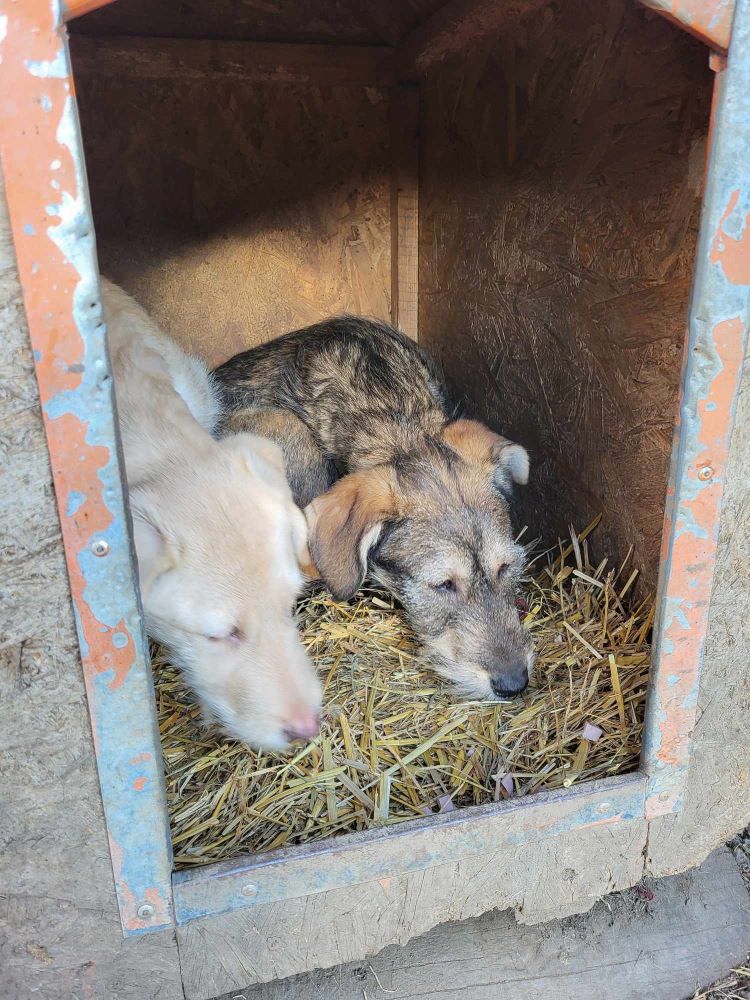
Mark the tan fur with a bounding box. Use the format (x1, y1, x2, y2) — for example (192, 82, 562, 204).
(305, 467, 399, 600)
(442, 420, 530, 486)
(104, 278, 321, 750)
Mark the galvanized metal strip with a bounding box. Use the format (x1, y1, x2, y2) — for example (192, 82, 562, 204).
(0, 0, 173, 935)
(638, 0, 735, 51)
(643, 0, 750, 818)
(173, 773, 645, 923)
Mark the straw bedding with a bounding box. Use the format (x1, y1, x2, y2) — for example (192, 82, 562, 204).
(153, 516, 652, 869)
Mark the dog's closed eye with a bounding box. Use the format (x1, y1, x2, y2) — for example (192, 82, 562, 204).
(496, 563, 509, 578)
(433, 579, 457, 593)
(206, 627, 244, 644)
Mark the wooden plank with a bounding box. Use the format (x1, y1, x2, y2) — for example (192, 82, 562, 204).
(208, 848, 750, 1000)
(173, 774, 644, 923)
(179, 822, 649, 996)
(175, 793, 649, 994)
(69, 35, 396, 87)
(397, 0, 548, 80)
(390, 85, 420, 340)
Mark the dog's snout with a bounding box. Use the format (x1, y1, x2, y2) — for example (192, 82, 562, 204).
(490, 665, 529, 699)
(283, 711, 320, 744)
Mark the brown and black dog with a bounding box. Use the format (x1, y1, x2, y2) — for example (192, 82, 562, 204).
(214, 317, 533, 699)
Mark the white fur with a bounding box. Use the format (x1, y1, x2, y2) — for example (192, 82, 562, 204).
(503, 444, 530, 486)
(103, 278, 321, 750)
(103, 278, 220, 437)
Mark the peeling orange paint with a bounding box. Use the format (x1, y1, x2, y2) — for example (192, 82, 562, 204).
(0, 3, 137, 698)
(0, 0, 172, 935)
(46, 412, 137, 691)
(108, 834, 171, 931)
(711, 190, 750, 285)
(654, 315, 746, 770)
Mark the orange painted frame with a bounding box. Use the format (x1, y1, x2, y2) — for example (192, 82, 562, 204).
(1, 0, 748, 936)
(0, 0, 173, 935)
(640, 0, 734, 50)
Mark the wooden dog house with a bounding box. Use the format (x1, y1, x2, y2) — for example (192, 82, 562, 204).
(1, 0, 749, 996)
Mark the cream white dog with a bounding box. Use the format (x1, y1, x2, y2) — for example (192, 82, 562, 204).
(103, 278, 321, 750)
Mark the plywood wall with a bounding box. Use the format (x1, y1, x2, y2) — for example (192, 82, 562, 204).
(419, 0, 712, 588)
(73, 0, 712, 585)
(74, 71, 393, 366)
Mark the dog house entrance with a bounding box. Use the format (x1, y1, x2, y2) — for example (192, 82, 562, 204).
(42, 0, 730, 929)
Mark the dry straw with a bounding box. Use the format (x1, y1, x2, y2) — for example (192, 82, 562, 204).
(152, 516, 652, 868)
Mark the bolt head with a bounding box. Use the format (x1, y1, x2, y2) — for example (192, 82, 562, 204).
(698, 466, 712, 481)
(241, 883, 258, 898)
(137, 902, 155, 919)
(91, 538, 109, 556)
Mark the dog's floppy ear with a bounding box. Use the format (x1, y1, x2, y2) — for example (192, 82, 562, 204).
(304, 466, 398, 601)
(289, 502, 319, 581)
(131, 508, 180, 598)
(442, 419, 529, 496)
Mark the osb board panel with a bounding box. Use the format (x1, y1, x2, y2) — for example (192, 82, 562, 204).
(418, 0, 712, 589)
(70, 0, 447, 46)
(74, 76, 392, 366)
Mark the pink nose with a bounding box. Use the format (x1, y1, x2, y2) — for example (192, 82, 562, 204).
(283, 712, 320, 743)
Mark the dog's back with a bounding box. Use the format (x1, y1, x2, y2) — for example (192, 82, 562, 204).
(103, 278, 220, 485)
(213, 317, 451, 474)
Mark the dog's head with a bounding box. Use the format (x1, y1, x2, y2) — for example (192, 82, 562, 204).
(305, 419, 532, 699)
(132, 433, 322, 750)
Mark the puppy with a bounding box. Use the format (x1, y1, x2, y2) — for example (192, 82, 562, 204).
(103, 278, 321, 749)
(213, 317, 533, 700)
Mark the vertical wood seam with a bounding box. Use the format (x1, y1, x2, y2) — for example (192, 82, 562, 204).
(390, 85, 420, 340)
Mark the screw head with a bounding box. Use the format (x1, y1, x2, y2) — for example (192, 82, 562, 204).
(91, 538, 110, 556)
(698, 465, 713, 481)
(137, 902, 155, 919)
(241, 883, 258, 898)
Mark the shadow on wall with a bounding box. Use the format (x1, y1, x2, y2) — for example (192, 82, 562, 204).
(74, 75, 394, 366)
(418, 0, 712, 585)
(74, 0, 713, 584)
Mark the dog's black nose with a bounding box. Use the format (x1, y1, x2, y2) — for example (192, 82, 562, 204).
(491, 669, 529, 699)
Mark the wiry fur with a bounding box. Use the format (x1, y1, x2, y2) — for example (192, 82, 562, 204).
(214, 317, 533, 699)
(104, 278, 321, 749)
